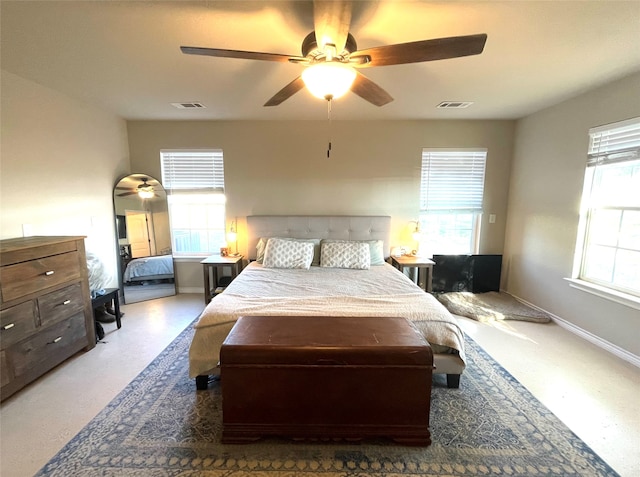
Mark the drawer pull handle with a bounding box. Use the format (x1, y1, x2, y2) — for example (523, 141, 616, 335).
(63, 300, 71, 305)
(2, 323, 15, 330)
(44, 270, 55, 276)
(50, 336, 62, 344)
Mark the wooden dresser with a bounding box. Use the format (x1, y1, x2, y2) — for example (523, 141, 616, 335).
(0, 236, 96, 401)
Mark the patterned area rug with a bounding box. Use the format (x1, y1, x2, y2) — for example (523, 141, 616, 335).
(36, 321, 617, 477)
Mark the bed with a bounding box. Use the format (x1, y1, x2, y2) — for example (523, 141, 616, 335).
(123, 254, 174, 283)
(189, 215, 466, 388)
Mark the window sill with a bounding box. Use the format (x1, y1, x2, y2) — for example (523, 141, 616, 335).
(564, 278, 640, 311)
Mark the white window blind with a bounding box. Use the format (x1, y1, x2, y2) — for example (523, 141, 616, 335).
(588, 117, 640, 166)
(420, 149, 487, 213)
(418, 148, 487, 255)
(161, 150, 224, 192)
(160, 150, 226, 256)
(576, 117, 640, 298)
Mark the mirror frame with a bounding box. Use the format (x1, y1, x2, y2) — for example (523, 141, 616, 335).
(113, 173, 176, 304)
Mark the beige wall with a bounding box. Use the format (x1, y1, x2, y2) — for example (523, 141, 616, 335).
(127, 119, 515, 285)
(127, 119, 514, 291)
(504, 72, 640, 357)
(1, 70, 130, 286)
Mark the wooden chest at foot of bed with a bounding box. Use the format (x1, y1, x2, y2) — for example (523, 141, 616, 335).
(220, 315, 433, 445)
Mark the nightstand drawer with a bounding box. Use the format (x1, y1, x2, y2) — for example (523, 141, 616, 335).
(1, 251, 81, 302)
(38, 283, 85, 327)
(0, 301, 37, 349)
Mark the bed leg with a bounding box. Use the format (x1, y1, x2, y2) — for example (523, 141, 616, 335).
(446, 374, 461, 388)
(196, 375, 209, 390)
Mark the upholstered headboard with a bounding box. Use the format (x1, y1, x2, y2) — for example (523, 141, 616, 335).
(246, 215, 391, 260)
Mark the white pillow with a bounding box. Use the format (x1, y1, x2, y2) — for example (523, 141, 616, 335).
(320, 241, 371, 269)
(320, 239, 385, 265)
(262, 238, 314, 269)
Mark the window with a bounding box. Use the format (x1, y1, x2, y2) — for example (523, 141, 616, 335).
(574, 118, 640, 298)
(160, 150, 226, 256)
(418, 148, 487, 255)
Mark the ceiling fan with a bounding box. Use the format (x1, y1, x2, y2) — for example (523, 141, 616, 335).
(115, 177, 159, 199)
(180, 1, 487, 107)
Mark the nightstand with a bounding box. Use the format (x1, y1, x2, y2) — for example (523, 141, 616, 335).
(201, 255, 244, 304)
(91, 288, 122, 329)
(391, 255, 435, 293)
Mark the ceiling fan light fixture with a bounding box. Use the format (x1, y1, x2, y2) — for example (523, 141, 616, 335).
(138, 186, 154, 199)
(301, 61, 357, 100)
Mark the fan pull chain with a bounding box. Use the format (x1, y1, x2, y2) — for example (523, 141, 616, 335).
(327, 98, 332, 159)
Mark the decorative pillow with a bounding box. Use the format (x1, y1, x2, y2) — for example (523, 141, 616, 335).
(262, 238, 314, 269)
(320, 239, 385, 265)
(320, 241, 371, 269)
(256, 237, 321, 265)
(256, 237, 269, 263)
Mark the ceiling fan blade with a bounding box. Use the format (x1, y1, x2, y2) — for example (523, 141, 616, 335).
(117, 191, 138, 197)
(314, 0, 352, 55)
(351, 34, 487, 67)
(350, 72, 393, 107)
(181, 46, 299, 63)
(264, 76, 306, 107)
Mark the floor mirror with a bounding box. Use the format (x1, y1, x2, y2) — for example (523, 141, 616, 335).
(113, 174, 176, 304)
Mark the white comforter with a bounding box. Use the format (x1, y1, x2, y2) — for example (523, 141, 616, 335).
(189, 262, 465, 377)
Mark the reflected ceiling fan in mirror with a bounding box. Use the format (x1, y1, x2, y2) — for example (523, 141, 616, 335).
(115, 176, 161, 199)
(180, 0, 487, 107)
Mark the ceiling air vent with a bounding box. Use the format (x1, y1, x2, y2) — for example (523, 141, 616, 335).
(171, 102, 206, 109)
(437, 101, 474, 109)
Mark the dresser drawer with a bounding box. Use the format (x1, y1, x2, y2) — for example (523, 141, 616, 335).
(38, 283, 85, 327)
(0, 239, 78, 266)
(11, 313, 87, 378)
(1, 351, 10, 387)
(0, 301, 37, 349)
(1, 251, 81, 302)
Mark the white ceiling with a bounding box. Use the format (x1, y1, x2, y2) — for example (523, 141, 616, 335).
(2, 1, 639, 121)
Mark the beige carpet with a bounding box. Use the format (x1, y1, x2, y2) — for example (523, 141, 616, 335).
(437, 291, 552, 323)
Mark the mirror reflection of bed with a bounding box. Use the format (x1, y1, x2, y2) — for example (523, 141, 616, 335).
(113, 174, 176, 304)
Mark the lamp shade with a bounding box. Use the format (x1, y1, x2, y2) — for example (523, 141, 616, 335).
(301, 61, 357, 100)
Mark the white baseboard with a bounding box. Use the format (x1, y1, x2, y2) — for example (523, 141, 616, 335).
(509, 293, 640, 369)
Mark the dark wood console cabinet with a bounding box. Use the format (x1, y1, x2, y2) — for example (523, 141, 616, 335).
(220, 315, 433, 445)
(0, 236, 96, 401)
